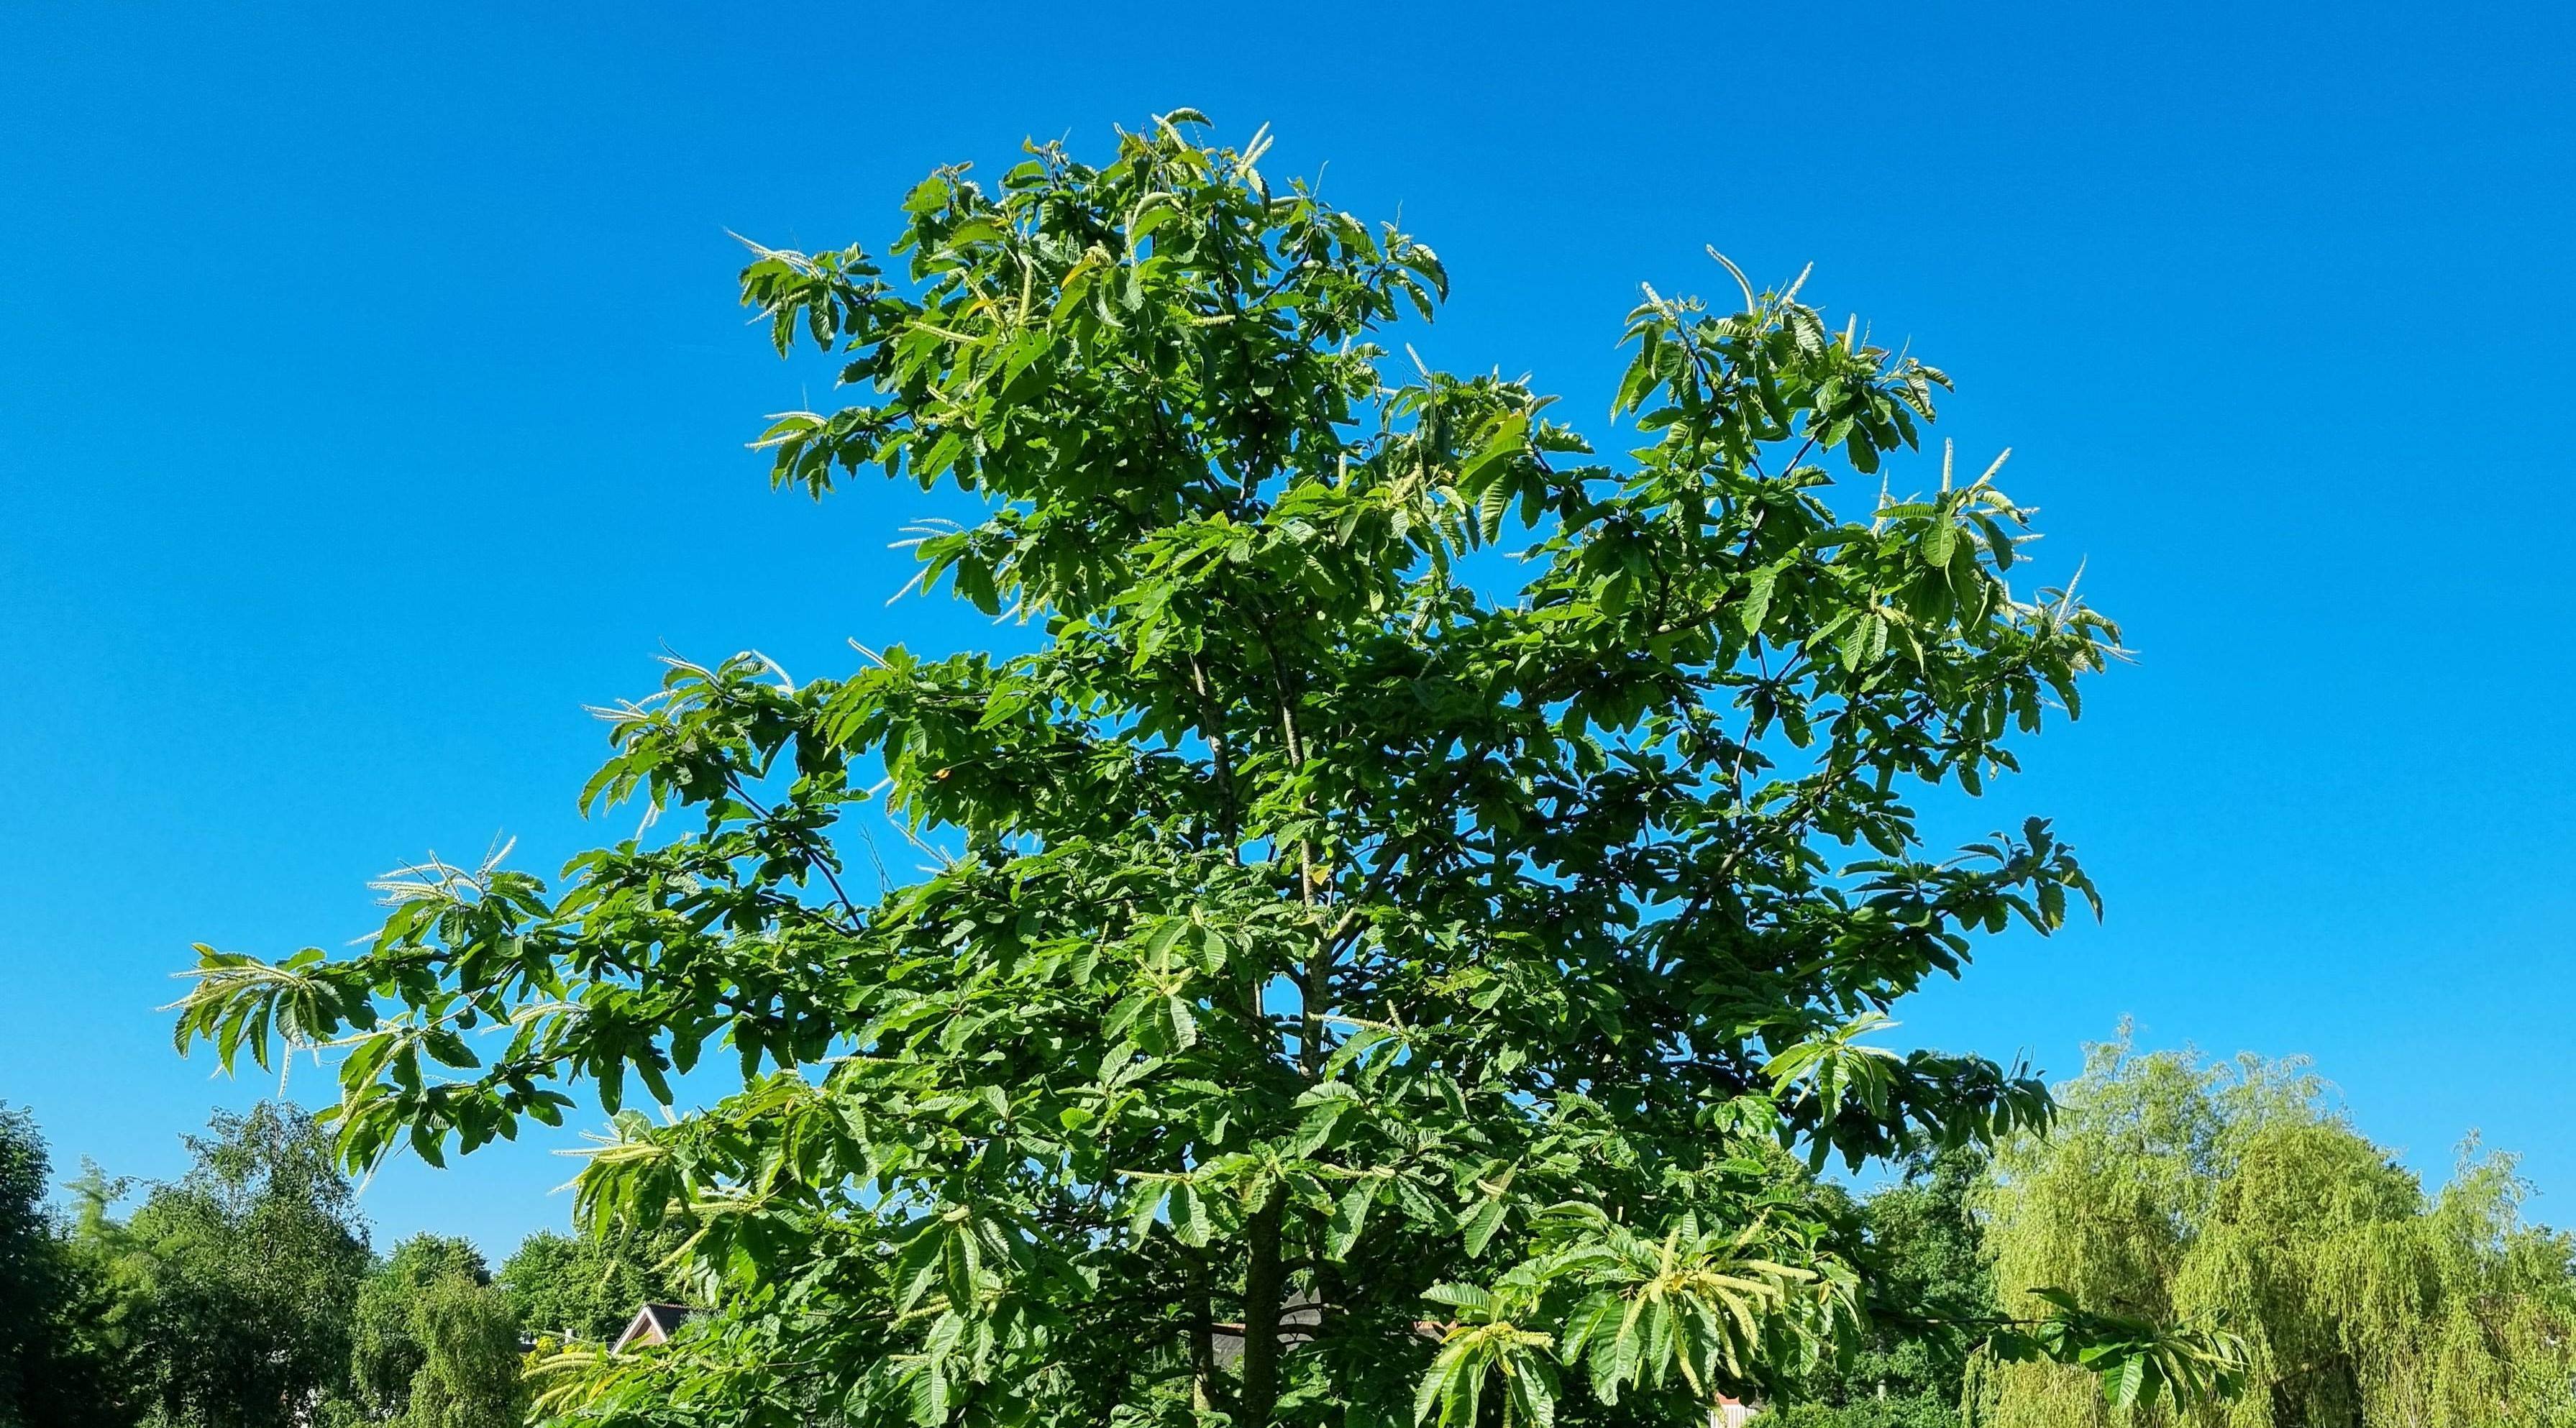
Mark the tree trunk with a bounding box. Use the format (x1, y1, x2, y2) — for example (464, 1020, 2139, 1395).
(1238, 1189, 1287, 1427)
(1188, 1250, 1220, 1414)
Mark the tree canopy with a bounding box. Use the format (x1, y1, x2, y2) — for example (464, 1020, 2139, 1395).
(175, 113, 2193, 1428)
(1970, 1032, 2576, 1427)
(13, 1099, 693, 1428)
(344, 1234, 528, 1428)
(78, 1104, 372, 1428)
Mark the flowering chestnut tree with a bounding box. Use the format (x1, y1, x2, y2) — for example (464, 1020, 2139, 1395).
(178, 114, 2235, 1428)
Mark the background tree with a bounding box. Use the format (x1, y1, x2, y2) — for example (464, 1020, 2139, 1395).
(395, 1271, 527, 1428)
(344, 1234, 527, 1428)
(350, 1235, 488, 1417)
(1970, 1031, 2576, 1427)
(499, 1222, 693, 1345)
(83, 1104, 370, 1428)
(178, 114, 2219, 1428)
(1778, 1149, 1996, 1428)
(0, 1105, 132, 1428)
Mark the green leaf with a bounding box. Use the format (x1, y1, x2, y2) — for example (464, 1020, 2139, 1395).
(1740, 564, 1780, 636)
(1458, 1196, 1507, 1258)
(903, 176, 953, 214)
(1169, 1182, 1213, 1248)
(1125, 1184, 1169, 1243)
(2108, 1351, 2147, 1407)
(1326, 1179, 1379, 1261)
(1420, 1283, 1494, 1312)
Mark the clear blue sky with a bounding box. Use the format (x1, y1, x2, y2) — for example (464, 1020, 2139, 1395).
(3, 2, 2570, 1257)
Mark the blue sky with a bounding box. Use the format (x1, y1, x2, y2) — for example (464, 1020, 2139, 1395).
(2, 1, 2570, 1255)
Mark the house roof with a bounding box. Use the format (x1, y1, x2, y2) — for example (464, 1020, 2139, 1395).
(1208, 1294, 1327, 1365)
(611, 1302, 698, 1354)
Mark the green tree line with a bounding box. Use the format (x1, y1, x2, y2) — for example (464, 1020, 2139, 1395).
(17, 1025, 2571, 1428)
(0, 1101, 690, 1428)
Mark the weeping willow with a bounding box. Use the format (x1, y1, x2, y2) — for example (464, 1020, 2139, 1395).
(1967, 1028, 2576, 1427)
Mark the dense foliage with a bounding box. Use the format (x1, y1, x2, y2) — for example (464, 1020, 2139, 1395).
(24, 1048, 2572, 1428)
(0, 1102, 682, 1428)
(344, 1235, 528, 1428)
(500, 1225, 693, 1345)
(0, 1105, 129, 1428)
(172, 113, 2199, 1428)
(1968, 1034, 2576, 1427)
(1776, 1150, 1996, 1428)
(83, 1104, 375, 1428)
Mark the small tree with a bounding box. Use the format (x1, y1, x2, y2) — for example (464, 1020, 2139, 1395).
(347, 1235, 528, 1428)
(179, 114, 2217, 1427)
(401, 1275, 527, 1428)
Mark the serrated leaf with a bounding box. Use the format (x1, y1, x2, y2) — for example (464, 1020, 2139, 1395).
(1169, 1182, 1213, 1247)
(1326, 1179, 1379, 1261)
(1458, 1196, 1507, 1258)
